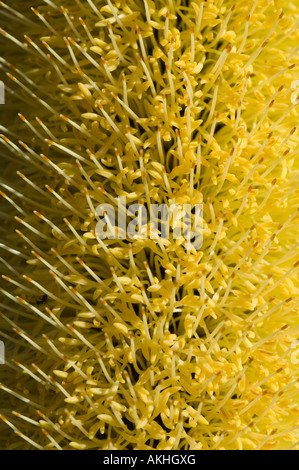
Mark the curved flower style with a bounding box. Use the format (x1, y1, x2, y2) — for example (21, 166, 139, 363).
(0, 0, 299, 450)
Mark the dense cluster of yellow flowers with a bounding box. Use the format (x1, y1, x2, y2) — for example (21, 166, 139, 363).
(1, 0, 299, 450)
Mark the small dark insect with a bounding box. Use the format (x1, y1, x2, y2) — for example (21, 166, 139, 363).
(36, 294, 48, 306)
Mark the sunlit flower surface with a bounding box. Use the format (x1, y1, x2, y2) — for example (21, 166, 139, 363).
(1, 0, 299, 450)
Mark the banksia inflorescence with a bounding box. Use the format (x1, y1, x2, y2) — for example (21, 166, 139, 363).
(1, 0, 299, 451)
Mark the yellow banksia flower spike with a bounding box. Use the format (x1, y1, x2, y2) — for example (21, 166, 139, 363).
(0, 0, 299, 450)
